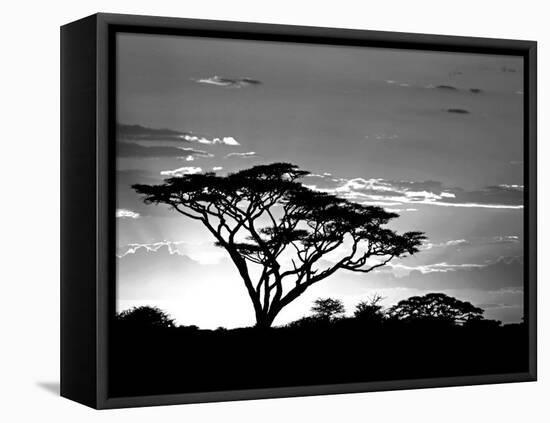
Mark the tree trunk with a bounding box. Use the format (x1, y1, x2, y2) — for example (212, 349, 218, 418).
(254, 310, 276, 329)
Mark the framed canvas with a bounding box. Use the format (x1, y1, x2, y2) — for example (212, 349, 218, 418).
(60, 13, 537, 409)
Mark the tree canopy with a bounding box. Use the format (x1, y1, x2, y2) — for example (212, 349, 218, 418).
(387, 293, 484, 324)
(311, 298, 346, 320)
(133, 162, 425, 327)
(354, 294, 385, 322)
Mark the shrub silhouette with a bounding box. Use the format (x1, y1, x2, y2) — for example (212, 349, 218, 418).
(133, 162, 425, 328)
(116, 306, 175, 329)
(463, 316, 502, 329)
(311, 297, 346, 321)
(286, 315, 324, 329)
(354, 294, 385, 323)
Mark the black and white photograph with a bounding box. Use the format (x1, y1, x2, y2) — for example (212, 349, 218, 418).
(2, 0, 547, 420)
(112, 31, 529, 397)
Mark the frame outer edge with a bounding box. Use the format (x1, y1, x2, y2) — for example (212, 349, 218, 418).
(527, 42, 537, 380)
(60, 14, 99, 409)
(69, 12, 538, 409)
(96, 12, 111, 409)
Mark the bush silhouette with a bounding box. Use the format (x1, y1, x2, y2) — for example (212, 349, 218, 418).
(463, 316, 502, 329)
(311, 297, 345, 321)
(116, 306, 175, 329)
(354, 294, 385, 323)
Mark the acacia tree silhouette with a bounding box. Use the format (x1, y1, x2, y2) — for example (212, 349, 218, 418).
(354, 294, 385, 322)
(311, 298, 345, 321)
(388, 293, 484, 324)
(133, 163, 425, 328)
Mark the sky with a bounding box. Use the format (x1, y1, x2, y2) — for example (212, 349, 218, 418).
(116, 32, 525, 328)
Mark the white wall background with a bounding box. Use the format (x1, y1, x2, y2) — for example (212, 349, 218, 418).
(0, 0, 546, 421)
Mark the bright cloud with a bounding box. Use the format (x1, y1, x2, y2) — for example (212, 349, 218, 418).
(182, 134, 240, 146)
(225, 151, 258, 159)
(160, 166, 203, 177)
(422, 239, 470, 250)
(414, 201, 523, 209)
(117, 240, 226, 264)
(440, 192, 456, 198)
(497, 184, 524, 191)
(116, 209, 140, 219)
(305, 175, 523, 210)
(178, 147, 214, 158)
(118, 123, 240, 148)
(192, 75, 262, 88)
(423, 235, 520, 251)
(491, 235, 520, 243)
(387, 261, 488, 277)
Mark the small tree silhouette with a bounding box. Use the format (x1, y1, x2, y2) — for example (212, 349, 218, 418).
(116, 306, 175, 329)
(311, 298, 346, 321)
(387, 293, 483, 324)
(354, 294, 385, 322)
(133, 163, 425, 328)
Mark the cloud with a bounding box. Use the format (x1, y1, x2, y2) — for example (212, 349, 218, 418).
(118, 142, 185, 158)
(445, 239, 469, 246)
(116, 208, 140, 219)
(436, 85, 458, 90)
(118, 123, 240, 147)
(430, 84, 485, 95)
(434, 239, 470, 248)
(370, 256, 524, 291)
(213, 166, 223, 171)
(118, 142, 214, 159)
(160, 166, 203, 177)
(305, 176, 523, 210)
(385, 208, 418, 213)
(495, 184, 523, 191)
(487, 235, 520, 245)
(446, 108, 470, 114)
(440, 192, 456, 198)
(117, 124, 192, 142)
(387, 261, 488, 275)
(179, 147, 214, 159)
(415, 201, 522, 209)
(385, 81, 484, 97)
(365, 134, 399, 141)
(421, 235, 520, 257)
(118, 240, 227, 265)
(193, 75, 262, 88)
(225, 151, 258, 159)
(185, 135, 240, 146)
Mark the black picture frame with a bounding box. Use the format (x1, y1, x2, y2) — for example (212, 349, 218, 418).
(60, 12, 537, 409)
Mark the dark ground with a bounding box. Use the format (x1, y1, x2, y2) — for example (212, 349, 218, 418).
(109, 318, 528, 397)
